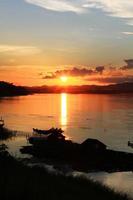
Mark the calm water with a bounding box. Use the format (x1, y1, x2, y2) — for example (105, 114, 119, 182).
(0, 93, 133, 197)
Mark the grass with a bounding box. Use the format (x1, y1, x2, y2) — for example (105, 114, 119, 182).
(0, 145, 131, 200)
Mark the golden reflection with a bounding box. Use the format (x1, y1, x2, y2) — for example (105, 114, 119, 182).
(61, 93, 67, 128)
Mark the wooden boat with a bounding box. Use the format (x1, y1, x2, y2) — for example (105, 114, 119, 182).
(29, 131, 66, 145)
(28, 136, 47, 144)
(0, 117, 4, 128)
(33, 128, 51, 135)
(33, 127, 64, 135)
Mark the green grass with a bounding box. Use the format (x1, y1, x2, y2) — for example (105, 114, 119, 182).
(0, 147, 131, 200)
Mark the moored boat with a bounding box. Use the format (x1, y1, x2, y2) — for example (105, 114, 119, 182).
(28, 136, 47, 144)
(29, 130, 66, 145)
(33, 127, 64, 135)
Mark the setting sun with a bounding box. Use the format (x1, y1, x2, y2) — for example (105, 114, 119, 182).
(60, 76, 68, 82)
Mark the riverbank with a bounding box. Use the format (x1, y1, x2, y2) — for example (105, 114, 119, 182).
(21, 133, 133, 173)
(0, 127, 16, 140)
(0, 146, 131, 200)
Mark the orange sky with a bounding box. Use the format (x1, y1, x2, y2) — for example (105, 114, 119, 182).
(0, 63, 133, 86)
(0, 1, 133, 86)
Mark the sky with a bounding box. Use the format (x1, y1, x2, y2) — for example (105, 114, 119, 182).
(0, 0, 133, 86)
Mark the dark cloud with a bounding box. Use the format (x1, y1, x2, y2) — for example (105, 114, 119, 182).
(87, 76, 133, 84)
(120, 59, 133, 70)
(43, 74, 57, 79)
(43, 66, 104, 79)
(95, 66, 105, 74)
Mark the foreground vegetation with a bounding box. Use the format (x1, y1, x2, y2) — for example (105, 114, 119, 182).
(0, 145, 131, 200)
(0, 128, 16, 140)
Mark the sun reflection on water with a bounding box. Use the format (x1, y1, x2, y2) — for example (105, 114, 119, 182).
(61, 93, 67, 128)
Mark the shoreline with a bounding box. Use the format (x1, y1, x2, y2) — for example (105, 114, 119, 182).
(1, 128, 133, 173)
(0, 145, 131, 200)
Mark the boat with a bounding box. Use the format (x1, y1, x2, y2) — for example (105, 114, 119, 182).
(33, 127, 64, 135)
(33, 128, 50, 135)
(28, 136, 47, 144)
(0, 117, 4, 128)
(29, 130, 66, 145)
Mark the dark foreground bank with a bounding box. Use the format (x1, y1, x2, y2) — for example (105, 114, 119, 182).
(21, 132, 133, 172)
(0, 127, 16, 140)
(0, 145, 131, 200)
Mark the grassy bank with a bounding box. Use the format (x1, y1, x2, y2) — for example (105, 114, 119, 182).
(0, 146, 131, 200)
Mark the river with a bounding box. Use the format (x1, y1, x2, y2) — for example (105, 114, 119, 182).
(0, 93, 133, 197)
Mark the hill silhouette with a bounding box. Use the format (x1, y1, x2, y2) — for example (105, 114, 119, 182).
(29, 82, 133, 94)
(0, 81, 30, 97)
(1, 81, 133, 97)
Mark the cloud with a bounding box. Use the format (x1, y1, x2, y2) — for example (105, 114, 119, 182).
(127, 21, 133, 26)
(25, 0, 84, 13)
(88, 76, 133, 84)
(86, 0, 133, 19)
(122, 32, 133, 35)
(25, 0, 133, 25)
(43, 74, 57, 79)
(0, 45, 41, 55)
(120, 59, 133, 70)
(42, 64, 133, 84)
(95, 66, 104, 74)
(43, 66, 105, 79)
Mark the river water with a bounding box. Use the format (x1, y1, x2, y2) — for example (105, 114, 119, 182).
(0, 93, 133, 197)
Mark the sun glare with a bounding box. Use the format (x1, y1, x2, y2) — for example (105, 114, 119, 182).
(60, 76, 68, 82)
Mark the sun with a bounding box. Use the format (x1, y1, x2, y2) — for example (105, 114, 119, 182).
(60, 76, 68, 82)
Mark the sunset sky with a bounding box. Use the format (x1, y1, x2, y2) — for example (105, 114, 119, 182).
(0, 0, 133, 86)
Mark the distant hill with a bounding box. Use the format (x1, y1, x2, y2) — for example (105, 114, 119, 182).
(0, 81, 30, 97)
(29, 82, 133, 94)
(1, 81, 133, 97)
